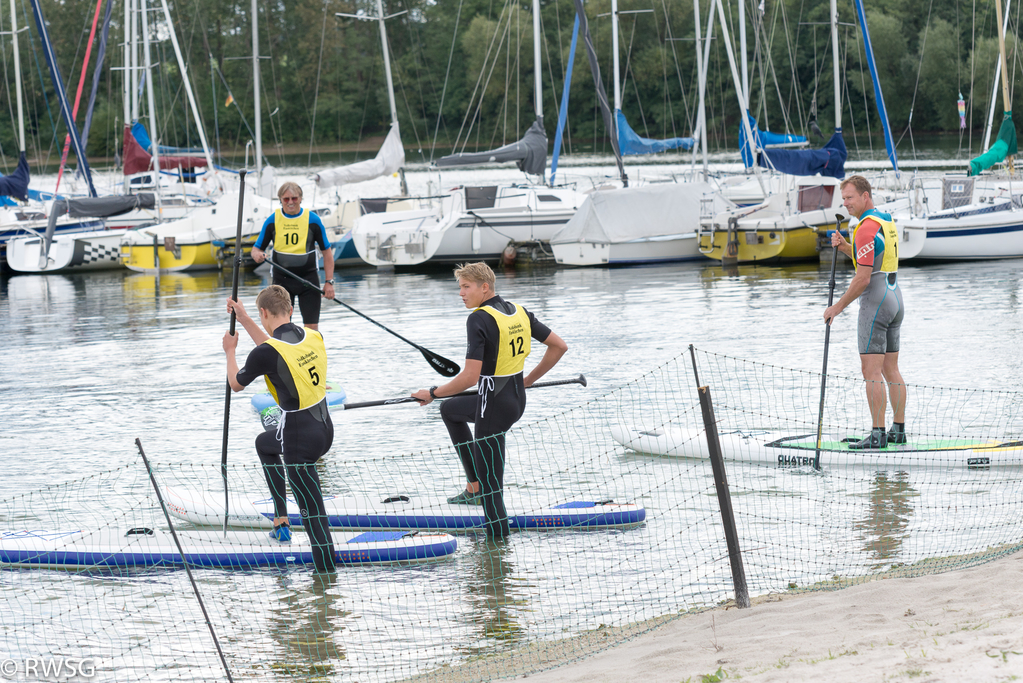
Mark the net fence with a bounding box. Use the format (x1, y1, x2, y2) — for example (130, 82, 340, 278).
(3, 347, 1022, 681)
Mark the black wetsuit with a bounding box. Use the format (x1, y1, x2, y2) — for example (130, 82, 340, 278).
(254, 210, 330, 325)
(440, 295, 552, 539)
(236, 322, 336, 572)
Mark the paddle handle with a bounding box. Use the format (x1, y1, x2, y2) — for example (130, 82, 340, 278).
(814, 223, 842, 470)
(341, 374, 587, 410)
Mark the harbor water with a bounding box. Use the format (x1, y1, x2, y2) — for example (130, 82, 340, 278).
(3, 178, 1023, 679)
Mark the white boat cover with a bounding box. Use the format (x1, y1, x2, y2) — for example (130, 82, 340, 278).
(551, 181, 729, 245)
(314, 123, 405, 188)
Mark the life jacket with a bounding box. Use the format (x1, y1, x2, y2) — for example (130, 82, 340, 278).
(271, 208, 315, 269)
(852, 208, 899, 273)
(263, 327, 327, 410)
(476, 303, 532, 377)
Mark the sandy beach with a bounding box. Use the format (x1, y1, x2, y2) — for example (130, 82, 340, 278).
(521, 550, 1023, 683)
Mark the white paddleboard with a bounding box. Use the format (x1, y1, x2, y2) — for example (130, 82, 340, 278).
(0, 527, 456, 569)
(164, 487, 646, 531)
(612, 425, 1023, 468)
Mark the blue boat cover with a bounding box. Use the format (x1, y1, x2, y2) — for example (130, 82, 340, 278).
(131, 121, 205, 156)
(0, 152, 30, 203)
(739, 115, 809, 166)
(617, 110, 694, 155)
(742, 116, 847, 178)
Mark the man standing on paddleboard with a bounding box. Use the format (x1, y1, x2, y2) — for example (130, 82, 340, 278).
(824, 175, 907, 450)
(224, 285, 337, 572)
(412, 262, 568, 539)
(250, 182, 335, 330)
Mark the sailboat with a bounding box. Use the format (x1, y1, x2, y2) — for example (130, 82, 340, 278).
(895, 0, 1023, 261)
(698, 0, 849, 264)
(349, 0, 586, 268)
(551, 0, 736, 266)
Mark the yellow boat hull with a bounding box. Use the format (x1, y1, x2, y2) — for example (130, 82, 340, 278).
(699, 224, 834, 263)
(120, 241, 222, 272)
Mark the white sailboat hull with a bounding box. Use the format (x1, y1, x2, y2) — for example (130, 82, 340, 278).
(902, 199, 1023, 260)
(7, 229, 125, 273)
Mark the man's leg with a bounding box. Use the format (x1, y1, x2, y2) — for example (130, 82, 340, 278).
(473, 432, 510, 539)
(882, 351, 905, 423)
(440, 396, 481, 499)
(255, 431, 290, 529)
(286, 462, 336, 573)
(860, 353, 887, 428)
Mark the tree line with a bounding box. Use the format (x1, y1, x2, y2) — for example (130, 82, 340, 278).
(0, 0, 1019, 171)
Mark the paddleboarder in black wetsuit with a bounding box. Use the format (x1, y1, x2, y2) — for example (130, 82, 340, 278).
(412, 262, 568, 539)
(824, 175, 908, 450)
(224, 284, 336, 572)
(251, 182, 335, 330)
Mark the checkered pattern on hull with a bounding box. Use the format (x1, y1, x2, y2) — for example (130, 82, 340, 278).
(71, 240, 120, 266)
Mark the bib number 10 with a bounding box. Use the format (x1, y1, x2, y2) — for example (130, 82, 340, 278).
(508, 336, 525, 356)
(307, 366, 320, 386)
(283, 231, 300, 246)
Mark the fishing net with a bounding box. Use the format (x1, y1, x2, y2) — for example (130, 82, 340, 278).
(3, 347, 1022, 682)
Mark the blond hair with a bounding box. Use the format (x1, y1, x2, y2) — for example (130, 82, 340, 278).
(255, 285, 293, 318)
(454, 262, 495, 290)
(840, 175, 872, 197)
(277, 181, 303, 201)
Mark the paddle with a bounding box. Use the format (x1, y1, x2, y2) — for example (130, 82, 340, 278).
(266, 260, 461, 377)
(221, 171, 247, 534)
(814, 215, 844, 471)
(340, 374, 588, 410)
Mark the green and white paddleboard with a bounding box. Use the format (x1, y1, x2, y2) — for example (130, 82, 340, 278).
(612, 425, 1023, 468)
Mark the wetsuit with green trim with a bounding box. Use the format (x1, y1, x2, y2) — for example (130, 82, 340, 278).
(852, 208, 904, 355)
(254, 208, 331, 325)
(235, 322, 336, 572)
(440, 294, 552, 539)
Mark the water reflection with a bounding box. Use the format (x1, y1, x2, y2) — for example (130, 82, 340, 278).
(459, 537, 527, 655)
(266, 572, 350, 679)
(854, 470, 916, 566)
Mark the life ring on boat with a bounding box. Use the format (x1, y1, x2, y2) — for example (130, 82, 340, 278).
(200, 171, 227, 198)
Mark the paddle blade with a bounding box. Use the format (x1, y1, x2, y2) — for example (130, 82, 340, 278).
(421, 348, 460, 377)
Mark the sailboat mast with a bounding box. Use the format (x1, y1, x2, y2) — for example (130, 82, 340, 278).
(159, 0, 214, 169)
(533, 0, 542, 122)
(994, 0, 1014, 171)
(739, 0, 748, 104)
(376, 0, 398, 126)
(252, 0, 263, 193)
(131, 0, 140, 123)
(141, 0, 162, 207)
(831, 0, 841, 131)
(693, 0, 709, 178)
(611, 0, 621, 111)
(9, 0, 25, 152)
(984, 0, 1012, 151)
(122, 0, 131, 127)
(713, 0, 764, 190)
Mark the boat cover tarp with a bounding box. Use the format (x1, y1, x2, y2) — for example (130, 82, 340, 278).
(745, 127, 847, 179)
(123, 126, 208, 176)
(0, 152, 30, 202)
(739, 115, 808, 166)
(436, 119, 547, 176)
(39, 193, 156, 268)
(969, 113, 1018, 176)
(131, 121, 205, 155)
(551, 181, 731, 244)
(617, 110, 694, 155)
(315, 122, 405, 188)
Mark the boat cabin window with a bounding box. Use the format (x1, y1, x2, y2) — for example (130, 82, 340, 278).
(797, 185, 834, 212)
(465, 186, 498, 210)
(360, 198, 390, 215)
(537, 195, 561, 203)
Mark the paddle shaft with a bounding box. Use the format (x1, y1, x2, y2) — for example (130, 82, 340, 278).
(814, 235, 841, 470)
(341, 374, 588, 410)
(222, 171, 247, 533)
(267, 260, 460, 377)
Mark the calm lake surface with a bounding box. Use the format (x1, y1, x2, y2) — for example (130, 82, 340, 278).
(3, 192, 1023, 680)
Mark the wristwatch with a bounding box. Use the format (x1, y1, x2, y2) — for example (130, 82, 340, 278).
(429, 386, 438, 399)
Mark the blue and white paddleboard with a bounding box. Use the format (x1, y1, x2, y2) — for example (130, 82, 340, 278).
(252, 381, 347, 431)
(0, 528, 456, 569)
(612, 425, 1023, 468)
(164, 487, 646, 532)
(250, 380, 346, 414)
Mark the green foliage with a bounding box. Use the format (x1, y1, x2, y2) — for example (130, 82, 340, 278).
(0, 0, 1013, 162)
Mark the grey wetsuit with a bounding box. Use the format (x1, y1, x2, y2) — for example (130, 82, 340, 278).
(855, 211, 904, 355)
